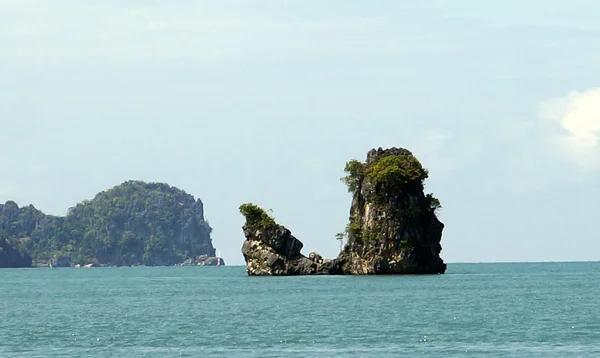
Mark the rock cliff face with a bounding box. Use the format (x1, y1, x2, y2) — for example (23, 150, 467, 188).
(0, 236, 32, 268)
(239, 147, 446, 276)
(239, 204, 336, 275)
(337, 147, 446, 274)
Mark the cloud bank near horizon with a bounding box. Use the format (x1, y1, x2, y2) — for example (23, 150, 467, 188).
(539, 88, 600, 170)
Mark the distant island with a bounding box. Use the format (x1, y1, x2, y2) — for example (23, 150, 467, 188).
(239, 147, 446, 275)
(0, 181, 224, 268)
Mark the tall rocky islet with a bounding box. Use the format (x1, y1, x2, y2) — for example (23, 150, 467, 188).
(240, 147, 447, 275)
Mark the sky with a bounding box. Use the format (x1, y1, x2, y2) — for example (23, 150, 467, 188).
(1, 0, 599, 265)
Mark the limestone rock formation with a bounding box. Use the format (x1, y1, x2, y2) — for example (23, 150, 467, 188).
(239, 204, 335, 275)
(337, 147, 446, 274)
(239, 146, 446, 276)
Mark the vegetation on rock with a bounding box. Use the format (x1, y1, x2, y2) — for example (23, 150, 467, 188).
(364, 154, 428, 190)
(425, 193, 442, 211)
(343, 150, 430, 197)
(337, 147, 446, 274)
(239, 203, 276, 229)
(340, 159, 364, 193)
(340, 149, 442, 240)
(0, 181, 218, 267)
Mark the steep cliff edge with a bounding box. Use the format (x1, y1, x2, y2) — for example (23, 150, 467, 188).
(239, 147, 446, 275)
(0, 234, 32, 268)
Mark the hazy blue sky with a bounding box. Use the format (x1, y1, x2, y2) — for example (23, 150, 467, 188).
(1, 1, 599, 265)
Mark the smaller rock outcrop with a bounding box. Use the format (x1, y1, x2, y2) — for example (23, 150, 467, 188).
(239, 204, 334, 275)
(175, 255, 225, 266)
(49, 255, 71, 268)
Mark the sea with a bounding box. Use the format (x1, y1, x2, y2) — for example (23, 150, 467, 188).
(1, 262, 599, 357)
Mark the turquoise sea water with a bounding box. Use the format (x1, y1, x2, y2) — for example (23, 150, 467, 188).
(1, 262, 599, 357)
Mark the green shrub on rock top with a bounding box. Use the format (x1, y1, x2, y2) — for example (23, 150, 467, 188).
(341, 153, 429, 195)
(364, 154, 429, 192)
(239, 203, 276, 229)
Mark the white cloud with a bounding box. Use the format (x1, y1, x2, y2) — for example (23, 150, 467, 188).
(539, 88, 600, 170)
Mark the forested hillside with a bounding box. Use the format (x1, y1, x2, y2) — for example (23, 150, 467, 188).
(0, 181, 220, 267)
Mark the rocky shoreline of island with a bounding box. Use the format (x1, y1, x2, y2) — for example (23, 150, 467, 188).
(30, 254, 225, 268)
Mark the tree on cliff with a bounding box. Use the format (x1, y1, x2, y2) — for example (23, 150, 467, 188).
(0, 181, 216, 267)
(335, 232, 344, 251)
